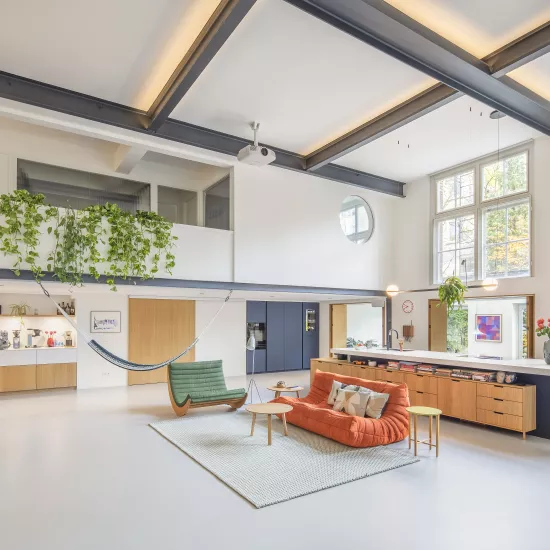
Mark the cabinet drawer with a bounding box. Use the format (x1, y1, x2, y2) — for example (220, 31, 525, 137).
(477, 409, 523, 431)
(405, 373, 438, 393)
(477, 396, 523, 416)
(409, 390, 438, 408)
(477, 384, 523, 403)
(376, 370, 404, 384)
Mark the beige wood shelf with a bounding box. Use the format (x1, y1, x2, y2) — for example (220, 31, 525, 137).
(0, 314, 75, 318)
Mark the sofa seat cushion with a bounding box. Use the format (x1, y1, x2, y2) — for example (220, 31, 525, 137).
(190, 387, 247, 403)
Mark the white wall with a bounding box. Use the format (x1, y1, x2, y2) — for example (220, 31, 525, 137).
(195, 300, 246, 378)
(233, 163, 397, 290)
(391, 136, 550, 359)
(346, 303, 383, 344)
(75, 293, 128, 389)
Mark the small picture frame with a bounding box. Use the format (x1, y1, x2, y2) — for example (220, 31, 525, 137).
(90, 311, 121, 333)
(475, 314, 502, 343)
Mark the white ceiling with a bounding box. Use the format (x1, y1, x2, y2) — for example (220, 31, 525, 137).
(170, 0, 435, 155)
(386, 0, 550, 58)
(0, 0, 220, 109)
(509, 53, 550, 102)
(0, 279, 382, 304)
(335, 96, 542, 182)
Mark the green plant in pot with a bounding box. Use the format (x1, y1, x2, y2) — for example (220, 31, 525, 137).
(438, 276, 467, 310)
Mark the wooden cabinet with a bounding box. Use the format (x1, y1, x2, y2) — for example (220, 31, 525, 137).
(437, 378, 477, 422)
(0, 365, 37, 392)
(310, 358, 536, 437)
(36, 363, 77, 389)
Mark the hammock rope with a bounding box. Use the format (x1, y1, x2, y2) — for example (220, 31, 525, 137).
(37, 281, 233, 371)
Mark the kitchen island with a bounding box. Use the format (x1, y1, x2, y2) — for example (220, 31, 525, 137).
(311, 348, 550, 439)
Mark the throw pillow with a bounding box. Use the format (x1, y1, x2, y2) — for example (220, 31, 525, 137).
(342, 388, 371, 417)
(333, 387, 358, 413)
(327, 381, 359, 405)
(363, 390, 390, 419)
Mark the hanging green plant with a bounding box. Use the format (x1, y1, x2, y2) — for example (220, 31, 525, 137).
(438, 276, 467, 310)
(0, 190, 177, 290)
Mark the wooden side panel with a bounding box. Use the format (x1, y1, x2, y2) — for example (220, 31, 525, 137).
(0, 365, 36, 392)
(523, 385, 536, 433)
(330, 304, 347, 349)
(128, 299, 195, 385)
(36, 363, 77, 389)
(428, 299, 447, 352)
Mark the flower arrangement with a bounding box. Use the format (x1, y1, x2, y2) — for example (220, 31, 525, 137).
(536, 318, 550, 365)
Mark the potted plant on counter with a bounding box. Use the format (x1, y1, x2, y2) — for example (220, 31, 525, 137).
(438, 276, 467, 310)
(536, 318, 550, 364)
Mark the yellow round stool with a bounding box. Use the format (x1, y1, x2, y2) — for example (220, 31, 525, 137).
(406, 406, 442, 457)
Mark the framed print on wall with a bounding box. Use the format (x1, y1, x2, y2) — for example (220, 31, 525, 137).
(90, 311, 121, 333)
(475, 314, 502, 343)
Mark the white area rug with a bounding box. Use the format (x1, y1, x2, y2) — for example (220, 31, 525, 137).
(150, 410, 419, 508)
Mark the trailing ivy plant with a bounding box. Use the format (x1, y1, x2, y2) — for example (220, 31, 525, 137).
(438, 275, 467, 310)
(0, 190, 177, 290)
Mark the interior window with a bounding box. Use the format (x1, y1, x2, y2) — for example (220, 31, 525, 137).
(204, 177, 230, 230)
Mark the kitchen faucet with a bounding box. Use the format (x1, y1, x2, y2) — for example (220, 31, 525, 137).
(387, 328, 399, 350)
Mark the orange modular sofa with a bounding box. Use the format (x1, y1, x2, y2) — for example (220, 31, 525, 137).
(271, 371, 410, 448)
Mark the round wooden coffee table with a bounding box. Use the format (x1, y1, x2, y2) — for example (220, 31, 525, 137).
(267, 385, 304, 398)
(246, 403, 293, 446)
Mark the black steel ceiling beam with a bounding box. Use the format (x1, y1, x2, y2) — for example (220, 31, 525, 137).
(0, 71, 405, 196)
(284, 0, 550, 170)
(147, 0, 257, 131)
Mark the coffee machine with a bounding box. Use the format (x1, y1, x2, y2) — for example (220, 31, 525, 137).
(27, 328, 42, 347)
(64, 330, 73, 347)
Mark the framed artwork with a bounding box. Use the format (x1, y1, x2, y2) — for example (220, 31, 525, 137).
(90, 311, 121, 333)
(475, 314, 502, 342)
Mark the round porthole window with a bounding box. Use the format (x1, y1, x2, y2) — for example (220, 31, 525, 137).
(339, 195, 374, 244)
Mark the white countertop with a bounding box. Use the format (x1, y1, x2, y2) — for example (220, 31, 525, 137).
(330, 348, 550, 377)
(0, 346, 78, 366)
(0, 347, 76, 352)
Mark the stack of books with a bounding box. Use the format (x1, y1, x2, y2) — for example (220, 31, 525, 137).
(374, 362, 387, 369)
(471, 371, 497, 382)
(417, 364, 435, 374)
(435, 367, 453, 377)
(400, 362, 419, 373)
(387, 361, 401, 371)
(451, 369, 473, 380)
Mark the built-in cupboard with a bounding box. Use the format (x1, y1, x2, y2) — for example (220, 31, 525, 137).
(246, 301, 319, 374)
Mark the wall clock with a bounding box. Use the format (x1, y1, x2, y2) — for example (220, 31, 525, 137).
(402, 300, 414, 313)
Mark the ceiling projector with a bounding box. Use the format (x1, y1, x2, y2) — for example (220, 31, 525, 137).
(238, 122, 276, 166)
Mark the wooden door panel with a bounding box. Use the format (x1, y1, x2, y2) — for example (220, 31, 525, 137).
(429, 299, 447, 352)
(0, 365, 36, 392)
(36, 363, 77, 389)
(128, 299, 195, 385)
(330, 304, 347, 349)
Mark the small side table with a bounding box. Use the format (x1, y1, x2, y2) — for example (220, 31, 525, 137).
(406, 406, 442, 457)
(267, 385, 304, 399)
(246, 403, 293, 446)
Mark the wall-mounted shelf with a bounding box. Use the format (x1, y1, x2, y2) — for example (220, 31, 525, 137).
(0, 315, 76, 318)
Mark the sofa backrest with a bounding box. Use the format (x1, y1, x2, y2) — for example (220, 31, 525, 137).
(311, 370, 409, 411)
(169, 360, 227, 405)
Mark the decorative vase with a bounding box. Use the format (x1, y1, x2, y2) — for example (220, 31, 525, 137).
(544, 340, 550, 365)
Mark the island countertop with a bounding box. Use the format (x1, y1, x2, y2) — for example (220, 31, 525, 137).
(330, 348, 550, 377)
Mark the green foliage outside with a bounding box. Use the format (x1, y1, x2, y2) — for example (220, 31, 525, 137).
(447, 306, 468, 354)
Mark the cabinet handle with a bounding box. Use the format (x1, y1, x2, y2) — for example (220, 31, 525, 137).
(417, 375, 424, 378)
(452, 380, 460, 383)
(417, 391, 424, 394)
(494, 411, 504, 415)
(493, 398, 504, 402)
(494, 385, 504, 388)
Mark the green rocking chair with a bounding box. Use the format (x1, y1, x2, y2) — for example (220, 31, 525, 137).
(168, 360, 247, 416)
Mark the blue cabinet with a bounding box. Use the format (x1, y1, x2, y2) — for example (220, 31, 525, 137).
(284, 302, 303, 371)
(267, 302, 285, 372)
(246, 300, 319, 373)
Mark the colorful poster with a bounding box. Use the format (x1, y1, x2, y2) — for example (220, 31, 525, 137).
(475, 314, 502, 342)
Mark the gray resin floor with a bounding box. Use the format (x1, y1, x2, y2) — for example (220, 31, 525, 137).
(1, 370, 550, 550)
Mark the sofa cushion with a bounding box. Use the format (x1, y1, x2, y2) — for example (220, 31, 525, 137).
(359, 387, 390, 419)
(327, 380, 358, 405)
(333, 387, 371, 417)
